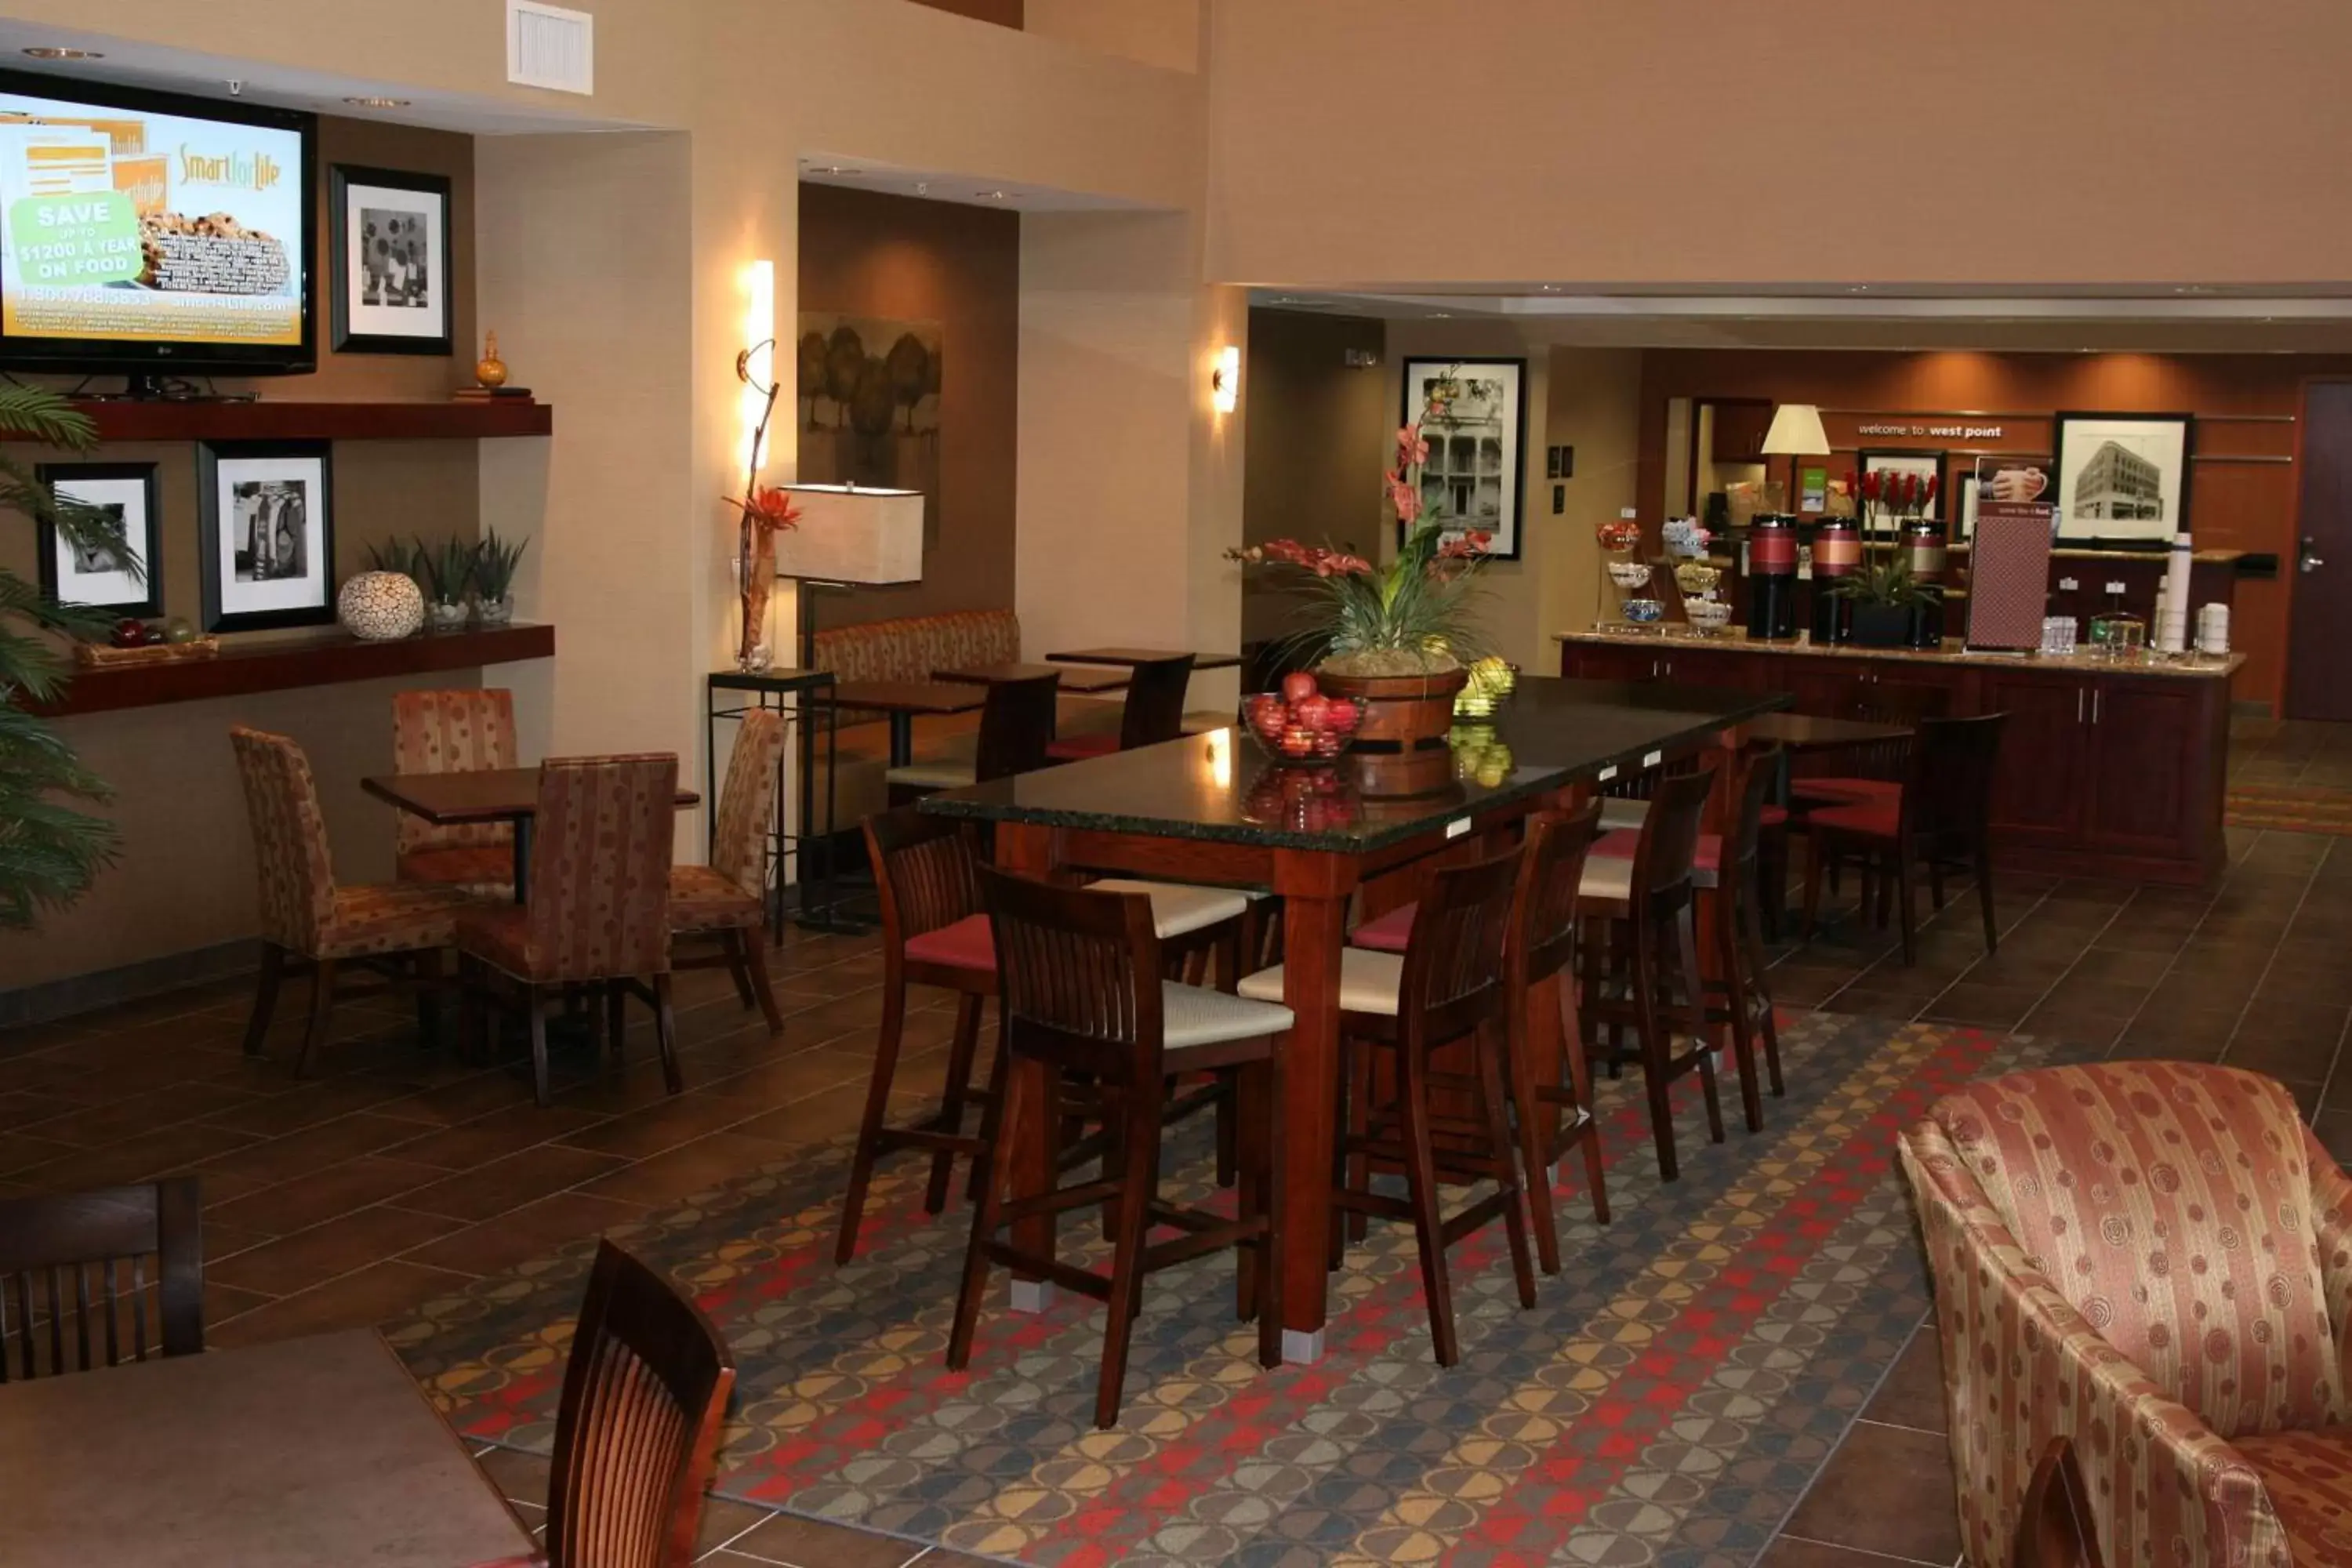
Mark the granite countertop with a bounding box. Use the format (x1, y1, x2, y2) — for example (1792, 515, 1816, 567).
(1555, 626, 2247, 680)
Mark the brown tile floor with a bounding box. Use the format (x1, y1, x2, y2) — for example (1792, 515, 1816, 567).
(5, 713, 2347, 1565)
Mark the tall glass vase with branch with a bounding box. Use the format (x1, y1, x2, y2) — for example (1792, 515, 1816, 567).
(728, 343, 800, 672)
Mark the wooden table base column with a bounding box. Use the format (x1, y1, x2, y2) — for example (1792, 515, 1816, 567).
(1272, 850, 1353, 1365)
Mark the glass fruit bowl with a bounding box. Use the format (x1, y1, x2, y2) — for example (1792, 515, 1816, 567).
(1240, 688, 1367, 761)
(1674, 561, 1722, 596)
(1621, 598, 1665, 624)
(1606, 560, 1653, 590)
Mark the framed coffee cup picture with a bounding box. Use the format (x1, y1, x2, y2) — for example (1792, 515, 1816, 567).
(330, 164, 453, 355)
(35, 461, 163, 617)
(198, 441, 336, 632)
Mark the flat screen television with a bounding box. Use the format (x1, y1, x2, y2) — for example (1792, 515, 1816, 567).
(0, 69, 317, 382)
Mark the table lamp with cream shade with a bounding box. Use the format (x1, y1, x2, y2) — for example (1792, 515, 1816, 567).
(773, 481, 925, 670)
(1761, 403, 1831, 515)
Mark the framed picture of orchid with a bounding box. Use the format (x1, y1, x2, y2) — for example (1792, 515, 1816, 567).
(1400, 357, 1526, 560)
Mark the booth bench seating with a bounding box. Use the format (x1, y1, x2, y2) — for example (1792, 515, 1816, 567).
(811, 609, 1225, 827)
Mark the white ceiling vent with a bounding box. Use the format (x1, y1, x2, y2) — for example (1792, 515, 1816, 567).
(507, 1, 594, 95)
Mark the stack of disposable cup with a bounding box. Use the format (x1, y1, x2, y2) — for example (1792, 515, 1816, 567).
(2197, 602, 2231, 655)
(2155, 532, 2194, 653)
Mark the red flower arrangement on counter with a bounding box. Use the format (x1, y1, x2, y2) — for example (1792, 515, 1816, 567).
(1849, 468, 1939, 535)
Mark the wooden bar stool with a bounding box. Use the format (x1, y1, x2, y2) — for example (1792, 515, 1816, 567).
(949, 869, 1289, 1428)
(1341, 804, 1613, 1273)
(837, 811, 1265, 1262)
(1587, 750, 1785, 1134)
(1576, 764, 1723, 1181)
(1243, 847, 1536, 1367)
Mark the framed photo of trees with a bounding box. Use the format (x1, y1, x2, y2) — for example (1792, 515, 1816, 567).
(796, 313, 943, 545)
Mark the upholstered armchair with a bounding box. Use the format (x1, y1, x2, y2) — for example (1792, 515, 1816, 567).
(1899, 1062, 2352, 1568)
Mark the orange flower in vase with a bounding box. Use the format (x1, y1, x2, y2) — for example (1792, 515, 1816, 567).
(728, 485, 802, 670)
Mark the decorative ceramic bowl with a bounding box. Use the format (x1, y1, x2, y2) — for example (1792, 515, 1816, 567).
(1686, 598, 1733, 631)
(336, 571, 423, 641)
(1606, 561, 1653, 590)
(1674, 561, 1722, 596)
(1621, 598, 1664, 624)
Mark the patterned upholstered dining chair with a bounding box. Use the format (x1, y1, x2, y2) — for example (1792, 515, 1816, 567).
(230, 727, 475, 1076)
(1900, 1062, 2352, 1568)
(456, 754, 681, 1106)
(670, 707, 786, 1035)
(391, 688, 519, 897)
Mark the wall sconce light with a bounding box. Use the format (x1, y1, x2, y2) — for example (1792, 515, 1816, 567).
(736, 259, 775, 477)
(1211, 344, 1240, 415)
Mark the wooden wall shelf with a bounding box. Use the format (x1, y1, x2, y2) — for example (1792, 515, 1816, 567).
(70, 399, 554, 444)
(36, 622, 556, 718)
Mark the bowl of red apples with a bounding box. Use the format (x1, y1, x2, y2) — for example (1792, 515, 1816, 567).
(1242, 672, 1366, 761)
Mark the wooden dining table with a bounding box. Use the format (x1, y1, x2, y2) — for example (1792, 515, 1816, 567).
(934, 660, 1131, 692)
(1044, 646, 1245, 672)
(815, 680, 987, 768)
(920, 674, 1787, 1362)
(363, 767, 700, 902)
(0, 1328, 536, 1568)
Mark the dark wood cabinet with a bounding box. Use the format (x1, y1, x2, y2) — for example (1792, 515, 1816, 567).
(1980, 670, 2090, 851)
(1708, 401, 1773, 464)
(1558, 633, 2231, 884)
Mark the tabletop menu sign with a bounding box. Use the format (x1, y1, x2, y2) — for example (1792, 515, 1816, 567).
(1966, 499, 2056, 650)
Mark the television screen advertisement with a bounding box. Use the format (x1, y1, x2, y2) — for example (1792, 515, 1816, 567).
(0, 74, 313, 364)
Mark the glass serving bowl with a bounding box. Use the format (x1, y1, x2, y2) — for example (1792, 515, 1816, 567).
(1606, 561, 1653, 590)
(1674, 561, 1722, 596)
(1595, 518, 1644, 553)
(1621, 598, 1665, 624)
(1239, 690, 1367, 761)
(1686, 597, 1733, 631)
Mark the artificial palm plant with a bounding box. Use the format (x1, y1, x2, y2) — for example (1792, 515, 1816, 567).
(0, 386, 128, 927)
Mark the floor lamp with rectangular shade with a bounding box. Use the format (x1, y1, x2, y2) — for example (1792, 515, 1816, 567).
(773, 483, 925, 669)
(1761, 403, 1831, 514)
(770, 482, 924, 934)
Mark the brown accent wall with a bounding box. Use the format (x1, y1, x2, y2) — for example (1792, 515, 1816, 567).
(2, 116, 485, 1003)
(1636, 350, 2352, 710)
(908, 0, 1025, 29)
(797, 182, 1019, 630)
(1240, 308, 1386, 644)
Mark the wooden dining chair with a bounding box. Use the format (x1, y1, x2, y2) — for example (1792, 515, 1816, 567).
(0, 1179, 203, 1380)
(544, 1239, 735, 1568)
(1046, 654, 1196, 760)
(1803, 713, 2009, 964)
(950, 869, 1289, 1428)
(670, 707, 786, 1036)
(1244, 847, 1537, 1367)
(230, 726, 474, 1076)
(1576, 764, 1724, 1181)
(457, 754, 682, 1106)
(392, 688, 520, 897)
(886, 672, 1062, 800)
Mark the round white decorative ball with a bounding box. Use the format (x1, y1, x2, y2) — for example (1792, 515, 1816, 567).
(338, 570, 424, 641)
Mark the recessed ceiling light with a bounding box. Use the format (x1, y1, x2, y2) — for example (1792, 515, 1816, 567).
(343, 96, 411, 109)
(1847, 285, 1871, 293)
(1431, 311, 1453, 319)
(981, 190, 1008, 201)
(813, 165, 859, 176)
(21, 47, 102, 60)
(914, 180, 929, 195)
(1538, 285, 1561, 294)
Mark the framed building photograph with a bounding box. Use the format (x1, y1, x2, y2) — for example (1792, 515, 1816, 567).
(2053, 412, 2193, 546)
(330, 165, 453, 355)
(198, 441, 336, 632)
(1401, 357, 1527, 560)
(34, 461, 162, 616)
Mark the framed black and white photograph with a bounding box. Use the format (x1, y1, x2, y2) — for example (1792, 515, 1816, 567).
(330, 165, 452, 355)
(1401, 357, 1527, 560)
(1859, 449, 1946, 539)
(2053, 412, 2193, 546)
(34, 462, 162, 616)
(198, 441, 335, 632)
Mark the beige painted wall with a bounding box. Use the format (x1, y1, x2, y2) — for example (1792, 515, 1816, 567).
(1026, 0, 1201, 72)
(1541, 348, 1643, 654)
(1204, 0, 2352, 289)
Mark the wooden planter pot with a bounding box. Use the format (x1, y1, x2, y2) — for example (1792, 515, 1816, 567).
(1315, 666, 1469, 750)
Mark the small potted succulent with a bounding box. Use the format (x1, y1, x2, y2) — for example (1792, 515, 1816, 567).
(1229, 385, 1492, 750)
(414, 535, 475, 632)
(471, 527, 528, 626)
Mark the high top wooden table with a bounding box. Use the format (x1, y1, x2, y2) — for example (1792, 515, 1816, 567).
(816, 680, 987, 768)
(1044, 647, 1244, 672)
(933, 661, 1131, 692)
(920, 675, 1786, 1363)
(0, 1329, 536, 1568)
(363, 768, 700, 902)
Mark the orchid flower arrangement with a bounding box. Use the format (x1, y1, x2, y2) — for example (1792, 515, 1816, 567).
(1226, 385, 1492, 677)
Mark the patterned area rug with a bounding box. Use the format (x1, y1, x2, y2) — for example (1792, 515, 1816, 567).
(2227, 781, 2352, 834)
(387, 1011, 2066, 1568)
